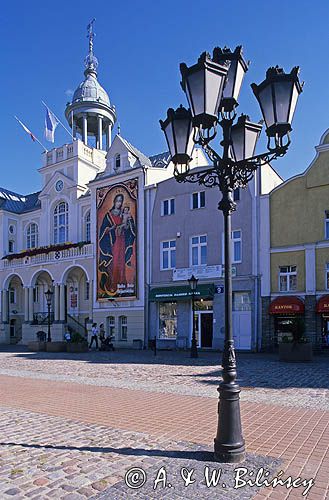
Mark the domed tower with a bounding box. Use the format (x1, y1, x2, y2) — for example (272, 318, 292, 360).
(65, 20, 116, 150)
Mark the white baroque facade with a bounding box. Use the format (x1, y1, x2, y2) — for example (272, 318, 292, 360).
(0, 30, 205, 345)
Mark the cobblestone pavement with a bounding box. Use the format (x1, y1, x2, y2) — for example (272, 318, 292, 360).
(0, 348, 328, 409)
(0, 406, 282, 500)
(0, 348, 328, 499)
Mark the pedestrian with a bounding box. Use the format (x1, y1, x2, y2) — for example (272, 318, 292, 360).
(64, 327, 71, 343)
(99, 323, 105, 343)
(89, 323, 99, 349)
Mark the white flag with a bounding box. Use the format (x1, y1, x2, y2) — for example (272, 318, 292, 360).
(44, 106, 59, 143)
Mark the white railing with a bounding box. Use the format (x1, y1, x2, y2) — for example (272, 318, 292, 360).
(43, 140, 106, 168)
(2, 243, 93, 269)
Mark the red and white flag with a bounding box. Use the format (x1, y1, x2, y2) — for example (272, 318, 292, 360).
(14, 116, 36, 141)
(14, 116, 47, 152)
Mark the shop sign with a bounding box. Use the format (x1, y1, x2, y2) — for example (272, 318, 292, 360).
(150, 284, 215, 302)
(173, 265, 222, 281)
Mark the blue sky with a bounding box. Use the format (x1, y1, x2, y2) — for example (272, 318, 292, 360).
(2, 0, 329, 194)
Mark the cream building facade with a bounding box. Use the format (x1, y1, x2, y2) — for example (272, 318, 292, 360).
(260, 128, 329, 350)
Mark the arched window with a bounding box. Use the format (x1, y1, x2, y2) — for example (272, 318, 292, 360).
(26, 223, 39, 249)
(115, 154, 121, 170)
(54, 201, 68, 244)
(85, 211, 91, 242)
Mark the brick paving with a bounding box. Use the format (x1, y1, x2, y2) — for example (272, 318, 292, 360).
(0, 348, 328, 408)
(0, 348, 328, 498)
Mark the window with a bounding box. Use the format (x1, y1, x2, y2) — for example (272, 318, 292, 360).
(8, 240, 15, 253)
(33, 286, 39, 303)
(85, 281, 90, 301)
(232, 230, 242, 263)
(85, 211, 91, 242)
(191, 235, 207, 266)
(26, 223, 39, 249)
(279, 266, 297, 292)
(53, 201, 68, 244)
(159, 302, 177, 339)
(115, 154, 121, 170)
(326, 263, 329, 290)
(119, 316, 127, 340)
(233, 188, 240, 201)
(108, 316, 115, 338)
(233, 292, 251, 311)
(161, 240, 176, 270)
(191, 191, 205, 209)
(9, 288, 16, 304)
(221, 230, 242, 264)
(325, 211, 329, 239)
(161, 198, 175, 216)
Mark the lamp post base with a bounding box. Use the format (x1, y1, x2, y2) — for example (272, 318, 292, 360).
(214, 444, 245, 463)
(190, 339, 198, 358)
(214, 381, 245, 463)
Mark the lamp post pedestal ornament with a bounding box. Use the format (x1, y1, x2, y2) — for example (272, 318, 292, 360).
(160, 46, 303, 463)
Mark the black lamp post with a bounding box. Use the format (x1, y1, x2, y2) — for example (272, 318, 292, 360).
(188, 274, 198, 358)
(160, 46, 303, 463)
(45, 289, 53, 343)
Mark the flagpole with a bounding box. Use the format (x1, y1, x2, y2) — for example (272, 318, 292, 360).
(71, 111, 74, 141)
(42, 101, 73, 140)
(14, 116, 48, 153)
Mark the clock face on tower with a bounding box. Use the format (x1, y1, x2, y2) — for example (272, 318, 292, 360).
(55, 180, 64, 192)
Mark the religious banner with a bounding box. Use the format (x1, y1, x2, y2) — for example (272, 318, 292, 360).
(96, 179, 138, 300)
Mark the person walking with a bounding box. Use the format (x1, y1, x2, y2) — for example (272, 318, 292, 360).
(89, 323, 99, 349)
(99, 323, 106, 343)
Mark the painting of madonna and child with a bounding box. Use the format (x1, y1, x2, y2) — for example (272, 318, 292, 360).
(96, 179, 138, 300)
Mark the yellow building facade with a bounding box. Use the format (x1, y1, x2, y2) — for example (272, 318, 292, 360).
(260, 129, 329, 349)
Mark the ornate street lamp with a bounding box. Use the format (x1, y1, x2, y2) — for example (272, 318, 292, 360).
(45, 289, 53, 343)
(230, 114, 263, 162)
(251, 66, 303, 149)
(160, 105, 194, 175)
(160, 46, 303, 463)
(188, 274, 199, 358)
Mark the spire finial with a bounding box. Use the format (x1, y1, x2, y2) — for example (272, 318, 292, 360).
(87, 18, 96, 55)
(84, 19, 98, 77)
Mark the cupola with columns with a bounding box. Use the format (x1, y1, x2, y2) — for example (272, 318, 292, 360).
(65, 19, 116, 151)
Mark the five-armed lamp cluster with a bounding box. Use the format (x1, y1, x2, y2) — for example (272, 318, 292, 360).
(160, 45, 303, 463)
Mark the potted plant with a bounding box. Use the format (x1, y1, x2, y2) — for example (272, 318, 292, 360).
(66, 331, 88, 353)
(278, 317, 313, 362)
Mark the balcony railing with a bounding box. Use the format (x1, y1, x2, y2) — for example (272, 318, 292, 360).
(44, 140, 106, 168)
(2, 243, 93, 269)
(32, 312, 54, 325)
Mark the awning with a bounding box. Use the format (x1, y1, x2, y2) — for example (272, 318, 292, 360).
(316, 295, 329, 313)
(269, 296, 305, 314)
(149, 284, 215, 302)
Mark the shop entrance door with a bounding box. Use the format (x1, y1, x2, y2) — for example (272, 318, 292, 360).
(233, 311, 252, 350)
(201, 313, 213, 347)
(194, 311, 213, 348)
